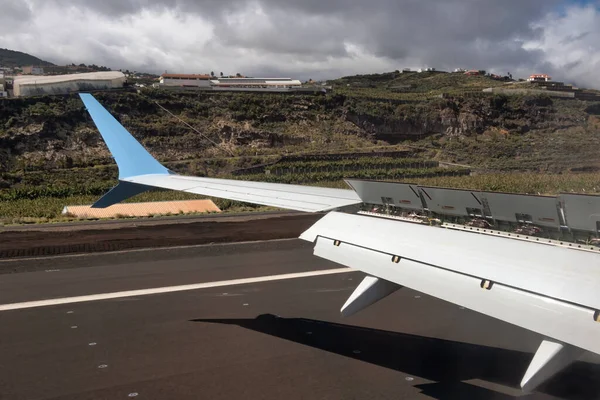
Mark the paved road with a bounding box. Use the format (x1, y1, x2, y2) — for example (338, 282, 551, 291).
(0, 240, 599, 400)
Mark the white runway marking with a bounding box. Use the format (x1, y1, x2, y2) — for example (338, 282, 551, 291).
(0, 268, 352, 312)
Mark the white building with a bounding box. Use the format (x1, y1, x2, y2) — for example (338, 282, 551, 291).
(158, 74, 302, 90)
(210, 77, 302, 88)
(13, 71, 126, 97)
(527, 74, 552, 82)
(159, 74, 212, 87)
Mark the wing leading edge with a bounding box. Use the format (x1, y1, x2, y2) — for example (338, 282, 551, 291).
(79, 93, 360, 212)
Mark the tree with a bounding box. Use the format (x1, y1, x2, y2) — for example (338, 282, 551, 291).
(220, 71, 223, 77)
(210, 71, 215, 76)
(236, 72, 242, 77)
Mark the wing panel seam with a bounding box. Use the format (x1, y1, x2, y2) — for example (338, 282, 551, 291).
(316, 234, 596, 312)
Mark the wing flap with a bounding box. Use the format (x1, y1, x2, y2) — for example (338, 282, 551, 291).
(310, 234, 600, 355)
(301, 212, 600, 310)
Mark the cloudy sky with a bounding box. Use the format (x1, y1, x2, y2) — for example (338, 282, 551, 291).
(1, 0, 600, 87)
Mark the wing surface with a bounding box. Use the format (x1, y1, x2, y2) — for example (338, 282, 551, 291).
(79, 93, 360, 212)
(124, 174, 361, 212)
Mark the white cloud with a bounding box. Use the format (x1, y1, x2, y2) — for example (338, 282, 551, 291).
(0, 1, 598, 87)
(1, 4, 215, 73)
(523, 4, 600, 87)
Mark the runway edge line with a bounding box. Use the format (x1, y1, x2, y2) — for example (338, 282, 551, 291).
(0, 268, 353, 312)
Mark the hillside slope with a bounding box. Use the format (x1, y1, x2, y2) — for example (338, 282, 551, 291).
(332, 70, 505, 91)
(0, 48, 54, 67)
(1, 85, 599, 174)
(330, 70, 509, 100)
(0, 71, 599, 200)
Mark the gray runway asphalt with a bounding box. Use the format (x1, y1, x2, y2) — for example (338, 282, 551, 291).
(0, 239, 599, 400)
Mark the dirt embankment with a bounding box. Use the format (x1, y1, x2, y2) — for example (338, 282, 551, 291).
(0, 213, 322, 259)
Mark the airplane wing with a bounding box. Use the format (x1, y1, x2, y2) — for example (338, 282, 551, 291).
(79, 93, 361, 212)
(80, 93, 599, 391)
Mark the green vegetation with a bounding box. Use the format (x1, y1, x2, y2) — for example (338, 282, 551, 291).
(2, 84, 598, 172)
(0, 152, 467, 222)
(0, 48, 54, 67)
(265, 158, 438, 173)
(330, 71, 507, 100)
(311, 172, 600, 195)
(412, 172, 600, 194)
(234, 167, 469, 184)
(414, 122, 600, 172)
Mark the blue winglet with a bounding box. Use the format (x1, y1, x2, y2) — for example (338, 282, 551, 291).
(79, 93, 169, 179)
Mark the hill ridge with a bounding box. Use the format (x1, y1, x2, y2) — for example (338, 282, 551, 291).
(0, 48, 54, 67)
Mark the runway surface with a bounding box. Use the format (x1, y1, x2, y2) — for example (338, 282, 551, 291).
(1, 239, 599, 400)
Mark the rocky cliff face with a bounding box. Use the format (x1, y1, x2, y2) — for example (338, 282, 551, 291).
(343, 95, 587, 143)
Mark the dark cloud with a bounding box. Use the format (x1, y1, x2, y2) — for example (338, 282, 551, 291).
(563, 60, 583, 70)
(215, 0, 562, 68)
(46, 0, 161, 17)
(212, 7, 350, 59)
(560, 31, 590, 44)
(0, 0, 33, 30)
(29, 0, 563, 66)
